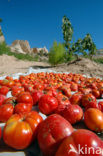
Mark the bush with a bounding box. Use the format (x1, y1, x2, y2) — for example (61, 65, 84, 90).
(49, 41, 65, 66)
(0, 42, 11, 54)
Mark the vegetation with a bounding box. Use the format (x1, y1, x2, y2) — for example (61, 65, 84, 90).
(49, 41, 65, 66)
(93, 58, 103, 64)
(0, 42, 39, 61)
(49, 15, 97, 65)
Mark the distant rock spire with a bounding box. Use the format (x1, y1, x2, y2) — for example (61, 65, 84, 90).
(0, 26, 5, 43)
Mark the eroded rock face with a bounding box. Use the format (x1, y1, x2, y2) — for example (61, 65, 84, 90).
(11, 40, 31, 53)
(10, 39, 48, 55)
(0, 26, 5, 43)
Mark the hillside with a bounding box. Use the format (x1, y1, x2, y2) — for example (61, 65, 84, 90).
(0, 55, 103, 78)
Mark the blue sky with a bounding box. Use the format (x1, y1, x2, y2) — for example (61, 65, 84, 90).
(0, 0, 103, 50)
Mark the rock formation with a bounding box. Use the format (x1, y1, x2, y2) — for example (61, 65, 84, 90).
(10, 40, 31, 54)
(0, 26, 5, 43)
(10, 40, 48, 55)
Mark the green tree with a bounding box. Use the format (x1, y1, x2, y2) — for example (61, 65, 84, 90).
(49, 41, 65, 66)
(62, 16, 73, 52)
(0, 18, 2, 23)
(81, 34, 97, 58)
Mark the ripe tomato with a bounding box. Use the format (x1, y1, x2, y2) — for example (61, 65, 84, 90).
(38, 94, 58, 115)
(56, 129, 103, 156)
(70, 92, 83, 105)
(92, 89, 100, 99)
(0, 94, 6, 106)
(98, 101, 103, 112)
(38, 114, 74, 156)
(11, 86, 24, 97)
(14, 103, 32, 115)
(62, 104, 83, 124)
(0, 86, 9, 95)
(31, 90, 43, 105)
(3, 97, 17, 105)
(3, 111, 43, 149)
(17, 92, 33, 105)
(81, 93, 98, 109)
(0, 104, 14, 122)
(84, 108, 103, 132)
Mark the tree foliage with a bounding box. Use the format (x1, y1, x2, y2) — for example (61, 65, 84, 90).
(0, 18, 2, 23)
(49, 41, 65, 66)
(62, 15, 97, 60)
(62, 16, 73, 49)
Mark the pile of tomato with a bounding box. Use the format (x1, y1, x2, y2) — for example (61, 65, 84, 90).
(0, 72, 103, 155)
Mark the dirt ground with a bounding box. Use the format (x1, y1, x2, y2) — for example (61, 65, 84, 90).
(0, 54, 103, 78)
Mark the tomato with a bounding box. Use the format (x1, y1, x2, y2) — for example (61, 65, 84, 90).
(17, 92, 33, 105)
(81, 93, 98, 109)
(62, 104, 83, 124)
(70, 92, 83, 105)
(37, 114, 74, 156)
(98, 101, 103, 112)
(79, 87, 92, 95)
(0, 104, 14, 122)
(70, 82, 78, 91)
(84, 108, 103, 132)
(3, 111, 43, 149)
(0, 94, 6, 106)
(3, 97, 17, 105)
(14, 103, 32, 115)
(56, 129, 103, 156)
(92, 89, 100, 99)
(11, 86, 24, 97)
(38, 94, 58, 115)
(0, 86, 9, 95)
(60, 85, 71, 98)
(31, 90, 43, 105)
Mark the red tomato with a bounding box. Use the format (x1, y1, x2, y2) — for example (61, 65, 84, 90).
(31, 90, 43, 105)
(70, 82, 78, 91)
(3, 97, 17, 105)
(98, 101, 103, 112)
(0, 86, 9, 95)
(3, 111, 43, 149)
(38, 114, 74, 156)
(56, 129, 103, 156)
(11, 86, 24, 97)
(17, 92, 33, 105)
(84, 108, 103, 132)
(0, 94, 6, 106)
(0, 104, 14, 122)
(62, 104, 83, 124)
(38, 94, 58, 115)
(92, 89, 100, 99)
(81, 93, 98, 109)
(14, 103, 32, 115)
(70, 92, 83, 105)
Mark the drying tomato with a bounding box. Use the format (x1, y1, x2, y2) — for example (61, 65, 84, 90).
(38, 114, 74, 156)
(17, 92, 33, 105)
(56, 129, 103, 156)
(0, 94, 6, 106)
(84, 108, 103, 132)
(0, 86, 9, 95)
(3, 111, 43, 149)
(62, 104, 83, 124)
(0, 104, 14, 122)
(31, 90, 43, 105)
(81, 93, 98, 109)
(38, 94, 58, 115)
